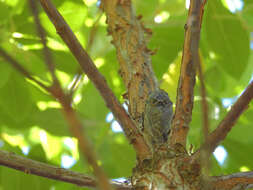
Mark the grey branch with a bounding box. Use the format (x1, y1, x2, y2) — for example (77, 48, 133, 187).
(212, 171, 253, 190)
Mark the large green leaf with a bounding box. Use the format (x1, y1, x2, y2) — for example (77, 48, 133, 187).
(242, 0, 253, 30)
(223, 139, 253, 173)
(0, 60, 12, 88)
(0, 72, 34, 123)
(77, 82, 109, 122)
(30, 49, 79, 75)
(0, 2, 11, 24)
(40, 0, 87, 38)
(149, 16, 185, 79)
(98, 134, 136, 177)
(134, 0, 157, 19)
(33, 108, 70, 136)
(204, 0, 250, 79)
(0, 167, 53, 190)
(226, 107, 253, 144)
(1, 43, 49, 80)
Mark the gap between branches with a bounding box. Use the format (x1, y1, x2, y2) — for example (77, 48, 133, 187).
(201, 80, 253, 154)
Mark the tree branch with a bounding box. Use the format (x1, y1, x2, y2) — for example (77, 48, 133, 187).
(39, 0, 150, 159)
(197, 53, 211, 174)
(0, 46, 112, 190)
(68, 13, 102, 98)
(198, 54, 209, 141)
(211, 171, 253, 190)
(86, 13, 102, 52)
(200, 80, 253, 154)
(28, 0, 59, 85)
(0, 149, 131, 190)
(27, 2, 113, 189)
(50, 86, 112, 190)
(102, 0, 158, 125)
(170, 0, 206, 147)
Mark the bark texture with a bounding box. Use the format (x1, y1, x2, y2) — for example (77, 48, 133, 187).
(102, 0, 158, 126)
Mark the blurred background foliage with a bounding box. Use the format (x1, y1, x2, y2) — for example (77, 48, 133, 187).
(0, 0, 252, 189)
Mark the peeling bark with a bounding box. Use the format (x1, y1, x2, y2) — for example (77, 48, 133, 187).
(102, 0, 157, 126)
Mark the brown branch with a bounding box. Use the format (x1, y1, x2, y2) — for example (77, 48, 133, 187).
(211, 171, 253, 190)
(169, 0, 206, 147)
(28, 1, 113, 188)
(68, 73, 83, 97)
(0, 47, 112, 190)
(197, 53, 210, 174)
(0, 149, 131, 190)
(68, 13, 102, 97)
(200, 81, 253, 154)
(28, 0, 59, 85)
(102, 0, 158, 125)
(49, 85, 112, 190)
(86, 13, 102, 52)
(0, 47, 49, 91)
(198, 54, 209, 141)
(39, 0, 150, 160)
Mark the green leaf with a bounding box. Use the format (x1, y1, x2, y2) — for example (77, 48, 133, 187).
(0, 60, 12, 88)
(77, 83, 109, 122)
(2, 43, 48, 80)
(0, 72, 34, 123)
(58, 1, 87, 31)
(227, 107, 253, 144)
(0, 2, 11, 24)
(149, 16, 185, 79)
(31, 49, 79, 75)
(242, 0, 253, 29)
(134, 0, 157, 19)
(33, 108, 70, 136)
(205, 66, 226, 96)
(27, 144, 47, 163)
(223, 139, 253, 173)
(11, 4, 37, 36)
(0, 105, 37, 130)
(204, 0, 250, 79)
(40, 1, 87, 37)
(0, 166, 53, 190)
(97, 133, 136, 178)
(101, 50, 125, 98)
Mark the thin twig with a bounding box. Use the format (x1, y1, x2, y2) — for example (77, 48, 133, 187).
(0, 47, 49, 91)
(170, 0, 206, 147)
(197, 53, 210, 174)
(28, 0, 59, 85)
(200, 81, 253, 154)
(0, 149, 131, 190)
(0, 1, 121, 189)
(1, 45, 112, 190)
(198, 54, 209, 141)
(39, 0, 150, 160)
(86, 13, 102, 52)
(68, 73, 83, 97)
(211, 171, 253, 190)
(68, 13, 102, 97)
(48, 85, 112, 190)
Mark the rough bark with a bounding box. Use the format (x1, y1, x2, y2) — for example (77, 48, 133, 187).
(102, 0, 158, 126)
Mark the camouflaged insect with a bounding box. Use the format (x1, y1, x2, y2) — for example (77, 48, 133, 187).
(143, 89, 173, 148)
